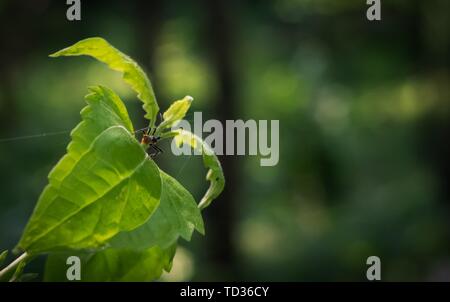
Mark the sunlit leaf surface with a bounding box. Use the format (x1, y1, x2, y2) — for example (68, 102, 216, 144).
(17, 87, 161, 254)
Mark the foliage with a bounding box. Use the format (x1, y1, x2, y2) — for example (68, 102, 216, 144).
(0, 37, 224, 282)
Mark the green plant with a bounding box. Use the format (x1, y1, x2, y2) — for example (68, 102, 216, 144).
(0, 37, 225, 282)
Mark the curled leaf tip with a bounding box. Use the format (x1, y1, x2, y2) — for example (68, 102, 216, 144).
(48, 37, 159, 125)
(173, 129, 225, 210)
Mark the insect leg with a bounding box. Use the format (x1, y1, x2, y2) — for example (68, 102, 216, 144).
(148, 144, 160, 157)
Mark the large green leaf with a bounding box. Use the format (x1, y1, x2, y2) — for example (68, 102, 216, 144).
(174, 129, 225, 209)
(108, 170, 204, 250)
(50, 37, 159, 127)
(44, 245, 176, 282)
(17, 87, 162, 254)
(49, 85, 134, 186)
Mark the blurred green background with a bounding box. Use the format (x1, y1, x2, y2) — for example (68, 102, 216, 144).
(0, 0, 449, 281)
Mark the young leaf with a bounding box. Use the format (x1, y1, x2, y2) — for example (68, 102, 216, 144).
(50, 37, 159, 127)
(44, 245, 176, 282)
(17, 87, 162, 254)
(108, 170, 204, 250)
(156, 96, 193, 132)
(174, 129, 225, 209)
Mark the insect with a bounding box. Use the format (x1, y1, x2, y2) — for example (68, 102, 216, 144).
(140, 127, 163, 157)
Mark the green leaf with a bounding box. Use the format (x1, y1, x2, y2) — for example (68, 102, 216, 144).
(174, 129, 225, 209)
(17, 87, 162, 254)
(0, 250, 7, 266)
(44, 245, 176, 282)
(50, 37, 159, 127)
(156, 96, 193, 132)
(109, 170, 204, 250)
(47, 86, 134, 186)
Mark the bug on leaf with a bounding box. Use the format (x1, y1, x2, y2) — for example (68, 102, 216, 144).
(140, 127, 163, 157)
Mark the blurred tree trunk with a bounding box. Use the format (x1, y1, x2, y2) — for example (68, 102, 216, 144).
(134, 0, 163, 89)
(134, 0, 164, 127)
(0, 1, 22, 133)
(0, 0, 47, 133)
(134, 0, 240, 279)
(203, 0, 239, 280)
(415, 0, 450, 258)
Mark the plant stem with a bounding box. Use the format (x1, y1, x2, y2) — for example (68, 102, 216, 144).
(0, 252, 28, 280)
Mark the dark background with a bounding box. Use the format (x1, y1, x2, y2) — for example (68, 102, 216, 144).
(0, 0, 449, 281)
